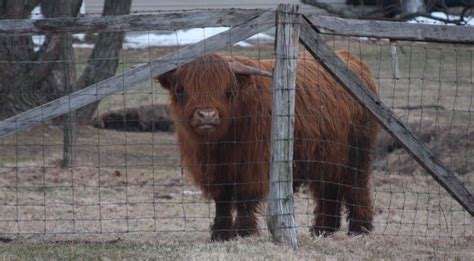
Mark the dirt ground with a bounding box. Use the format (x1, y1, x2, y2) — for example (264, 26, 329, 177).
(0, 39, 473, 259)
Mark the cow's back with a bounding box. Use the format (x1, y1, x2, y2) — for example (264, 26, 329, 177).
(242, 51, 378, 184)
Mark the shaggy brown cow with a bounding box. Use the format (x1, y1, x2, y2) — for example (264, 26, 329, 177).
(156, 50, 380, 241)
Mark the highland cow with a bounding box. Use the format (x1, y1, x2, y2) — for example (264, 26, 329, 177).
(156, 50, 380, 241)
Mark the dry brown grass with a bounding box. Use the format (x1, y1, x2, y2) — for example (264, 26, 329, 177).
(0, 234, 472, 260)
(0, 125, 471, 258)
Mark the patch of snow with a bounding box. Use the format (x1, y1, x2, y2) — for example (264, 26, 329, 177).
(29, 4, 272, 50)
(73, 43, 95, 49)
(32, 34, 87, 47)
(408, 12, 474, 26)
(123, 27, 273, 49)
(31, 27, 273, 50)
(31, 6, 43, 20)
(80, 1, 86, 15)
(32, 35, 45, 46)
(31, 2, 88, 47)
(235, 41, 253, 48)
(31, 1, 85, 19)
(74, 33, 87, 41)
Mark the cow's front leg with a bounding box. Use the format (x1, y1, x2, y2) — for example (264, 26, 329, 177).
(210, 187, 236, 241)
(235, 199, 260, 237)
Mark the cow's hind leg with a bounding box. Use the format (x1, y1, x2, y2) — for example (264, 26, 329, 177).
(310, 181, 343, 237)
(345, 124, 375, 235)
(344, 160, 373, 235)
(345, 182, 373, 235)
(211, 186, 236, 241)
(234, 197, 260, 237)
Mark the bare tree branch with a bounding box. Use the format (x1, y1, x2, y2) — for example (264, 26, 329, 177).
(0, 0, 81, 119)
(302, 0, 369, 18)
(0, 0, 41, 19)
(71, 0, 83, 16)
(460, 5, 474, 21)
(27, 0, 83, 86)
(21, 35, 63, 87)
(76, 0, 133, 124)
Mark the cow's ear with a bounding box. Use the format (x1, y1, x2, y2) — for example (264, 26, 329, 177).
(155, 70, 176, 90)
(234, 74, 255, 90)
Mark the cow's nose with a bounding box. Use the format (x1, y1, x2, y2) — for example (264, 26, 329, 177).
(194, 108, 219, 122)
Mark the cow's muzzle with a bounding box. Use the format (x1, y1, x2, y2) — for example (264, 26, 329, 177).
(191, 108, 221, 133)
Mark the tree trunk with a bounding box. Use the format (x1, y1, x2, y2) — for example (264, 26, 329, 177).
(0, 0, 82, 120)
(40, 0, 79, 102)
(76, 0, 132, 124)
(39, 0, 79, 168)
(0, 0, 131, 166)
(0, 0, 130, 122)
(0, 0, 45, 119)
(0, 0, 41, 19)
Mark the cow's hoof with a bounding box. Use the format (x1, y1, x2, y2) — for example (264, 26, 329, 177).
(347, 221, 372, 236)
(211, 229, 237, 241)
(235, 227, 259, 238)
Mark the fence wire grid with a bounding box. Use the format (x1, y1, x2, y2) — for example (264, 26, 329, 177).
(0, 10, 472, 245)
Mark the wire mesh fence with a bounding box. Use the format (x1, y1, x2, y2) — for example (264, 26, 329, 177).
(0, 9, 472, 245)
(311, 36, 473, 238)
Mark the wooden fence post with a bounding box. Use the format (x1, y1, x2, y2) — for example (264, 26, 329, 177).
(62, 35, 78, 168)
(266, 4, 300, 248)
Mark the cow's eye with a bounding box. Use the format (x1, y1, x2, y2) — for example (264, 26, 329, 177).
(175, 88, 187, 100)
(225, 90, 233, 100)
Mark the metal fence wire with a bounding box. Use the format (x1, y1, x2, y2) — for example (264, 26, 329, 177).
(0, 9, 472, 244)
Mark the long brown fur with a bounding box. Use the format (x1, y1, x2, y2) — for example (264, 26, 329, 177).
(157, 50, 380, 240)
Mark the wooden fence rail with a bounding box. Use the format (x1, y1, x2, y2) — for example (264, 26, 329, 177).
(305, 14, 474, 44)
(0, 9, 265, 34)
(1, 9, 474, 45)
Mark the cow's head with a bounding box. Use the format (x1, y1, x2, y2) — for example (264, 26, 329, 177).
(156, 55, 271, 140)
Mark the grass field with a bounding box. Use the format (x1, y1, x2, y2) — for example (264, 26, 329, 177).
(0, 36, 473, 259)
(0, 235, 472, 260)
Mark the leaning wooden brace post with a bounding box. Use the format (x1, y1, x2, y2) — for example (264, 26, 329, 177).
(299, 17, 474, 215)
(266, 4, 300, 248)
